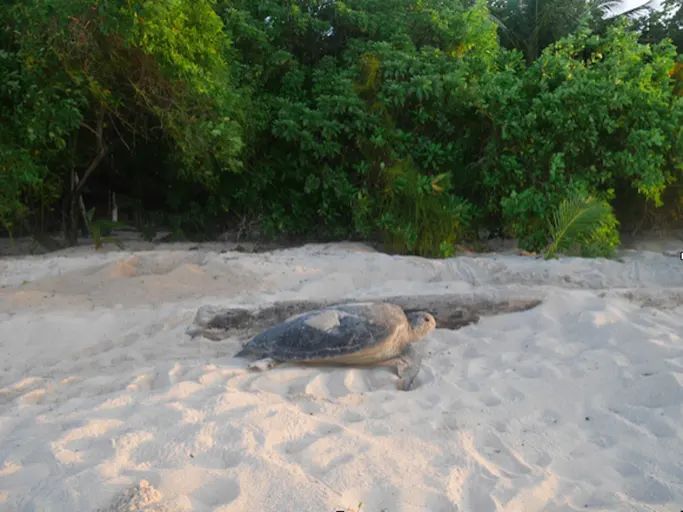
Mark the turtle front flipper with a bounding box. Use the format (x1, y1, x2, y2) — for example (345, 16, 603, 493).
(395, 344, 423, 391)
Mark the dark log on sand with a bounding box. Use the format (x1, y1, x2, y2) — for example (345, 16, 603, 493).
(186, 290, 543, 341)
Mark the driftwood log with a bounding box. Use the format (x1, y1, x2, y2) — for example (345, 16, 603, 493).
(186, 290, 544, 341)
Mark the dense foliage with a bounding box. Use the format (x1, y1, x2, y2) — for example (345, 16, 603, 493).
(1, 0, 682, 257)
(1, 0, 243, 241)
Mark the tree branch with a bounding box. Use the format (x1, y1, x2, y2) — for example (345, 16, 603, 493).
(74, 145, 107, 197)
(74, 105, 107, 196)
(108, 112, 132, 152)
(79, 122, 99, 137)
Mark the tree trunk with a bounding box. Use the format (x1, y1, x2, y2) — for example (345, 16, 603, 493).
(64, 105, 108, 246)
(64, 189, 80, 246)
(63, 169, 79, 245)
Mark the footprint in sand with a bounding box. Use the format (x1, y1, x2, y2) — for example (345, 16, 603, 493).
(275, 423, 371, 478)
(614, 460, 641, 478)
(474, 432, 532, 477)
(192, 477, 241, 508)
(612, 448, 679, 505)
(110, 430, 157, 464)
(624, 476, 673, 505)
(492, 421, 508, 434)
(459, 380, 481, 392)
(284, 374, 325, 396)
(459, 464, 498, 512)
(420, 492, 461, 511)
(191, 448, 242, 470)
(524, 447, 553, 468)
(463, 357, 496, 383)
(612, 371, 683, 409)
(210, 422, 252, 451)
(128, 438, 170, 467)
(51, 418, 123, 465)
(126, 372, 156, 393)
(609, 404, 679, 439)
(120, 332, 141, 348)
(0, 377, 46, 406)
(287, 394, 326, 416)
(341, 410, 364, 424)
(480, 393, 503, 408)
(150, 362, 186, 390)
(278, 423, 344, 456)
(501, 386, 525, 403)
(538, 409, 562, 426)
(515, 364, 545, 379)
(81, 338, 116, 358)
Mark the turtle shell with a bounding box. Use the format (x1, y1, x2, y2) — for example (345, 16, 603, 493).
(235, 302, 411, 364)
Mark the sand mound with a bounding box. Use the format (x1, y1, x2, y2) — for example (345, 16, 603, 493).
(99, 480, 169, 512)
(0, 251, 268, 311)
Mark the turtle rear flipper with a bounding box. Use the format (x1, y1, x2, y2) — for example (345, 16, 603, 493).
(248, 358, 279, 371)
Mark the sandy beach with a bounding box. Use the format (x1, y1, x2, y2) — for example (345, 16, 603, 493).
(1, 239, 683, 511)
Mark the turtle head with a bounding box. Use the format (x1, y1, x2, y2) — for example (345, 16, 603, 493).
(406, 311, 436, 340)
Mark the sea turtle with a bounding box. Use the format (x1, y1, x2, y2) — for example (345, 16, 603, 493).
(235, 302, 436, 391)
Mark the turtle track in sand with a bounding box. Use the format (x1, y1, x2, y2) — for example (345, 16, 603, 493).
(186, 290, 544, 342)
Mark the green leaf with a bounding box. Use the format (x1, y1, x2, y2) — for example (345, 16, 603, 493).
(544, 196, 611, 259)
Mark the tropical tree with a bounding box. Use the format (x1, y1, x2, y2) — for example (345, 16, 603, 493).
(0, 0, 245, 244)
(632, 0, 683, 51)
(488, 0, 656, 64)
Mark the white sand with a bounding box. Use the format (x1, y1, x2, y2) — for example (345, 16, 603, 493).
(1, 240, 683, 511)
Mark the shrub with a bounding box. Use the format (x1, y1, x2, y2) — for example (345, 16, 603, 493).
(478, 22, 682, 251)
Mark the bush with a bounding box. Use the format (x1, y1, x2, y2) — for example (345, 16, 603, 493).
(478, 22, 682, 251)
(1, 1, 681, 258)
(366, 159, 480, 257)
(218, 0, 499, 253)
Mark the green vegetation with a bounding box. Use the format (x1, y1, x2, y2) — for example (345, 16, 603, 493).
(545, 195, 618, 259)
(1, 0, 682, 258)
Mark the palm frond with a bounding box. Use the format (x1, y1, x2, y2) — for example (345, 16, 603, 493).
(599, 0, 657, 20)
(545, 195, 612, 259)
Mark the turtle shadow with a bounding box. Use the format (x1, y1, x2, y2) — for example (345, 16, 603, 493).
(237, 358, 437, 394)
